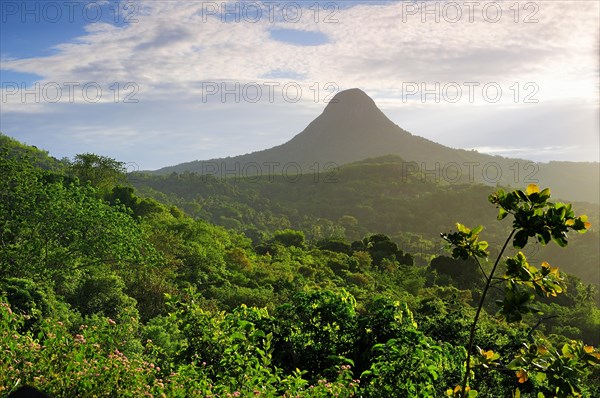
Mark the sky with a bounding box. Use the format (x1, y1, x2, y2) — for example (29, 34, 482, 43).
(1, 0, 599, 170)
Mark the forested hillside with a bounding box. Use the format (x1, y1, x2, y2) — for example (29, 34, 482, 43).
(1, 136, 599, 397)
(133, 155, 600, 285)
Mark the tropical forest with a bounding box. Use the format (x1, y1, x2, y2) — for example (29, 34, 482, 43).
(1, 133, 599, 397)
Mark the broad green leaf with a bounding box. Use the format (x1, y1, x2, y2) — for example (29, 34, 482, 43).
(456, 223, 469, 234)
(537, 229, 551, 245)
(513, 230, 529, 249)
(535, 372, 546, 383)
(497, 208, 509, 220)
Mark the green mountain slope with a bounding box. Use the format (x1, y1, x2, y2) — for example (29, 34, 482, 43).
(0, 132, 66, 171)
(133, 155, 600, 284)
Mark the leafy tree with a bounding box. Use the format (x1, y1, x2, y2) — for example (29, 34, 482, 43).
(0, 154, 148, 280)
(272, 290, 358, 378)
(317, 238, 352, 255)
(430, 256, 485, 290)
(67, 269, 137, 320)
(0, 277, 71, 333)
(272, 229, 306, 248)
(0, 132, 65, 171)
(362, 322, 465, 397)
(355, 297, 419, 373)
(69, 153, 127, 194)
(353, 234, 414, 268)
(442, 184, 597, 397)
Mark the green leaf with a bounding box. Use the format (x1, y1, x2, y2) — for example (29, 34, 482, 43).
(537, 229, 551, 245)
(507, 358, 526, 369)
(513, 230, 529, 249)
(456, 223, 469, 234)
(497, 208, 509, 220)
(516, 190, 529, 201)
(551, 230, 568, 247)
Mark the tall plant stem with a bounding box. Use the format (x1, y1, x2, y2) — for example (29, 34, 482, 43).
(460, 228, 516, 398)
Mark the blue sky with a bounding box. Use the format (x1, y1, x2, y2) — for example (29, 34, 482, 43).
(1, 0, 599, 170)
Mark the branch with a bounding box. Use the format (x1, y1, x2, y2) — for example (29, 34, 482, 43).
(473, 256, 489, 280)
(527, 315, 559, 341)
(461, 228, 516, 398)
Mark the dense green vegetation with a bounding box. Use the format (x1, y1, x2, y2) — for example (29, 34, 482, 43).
(133, 156, 600, 285)
(1, 135, 599, 397)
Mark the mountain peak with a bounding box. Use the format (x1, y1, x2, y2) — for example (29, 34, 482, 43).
(281, 87, 404, 160)
(331, 88, 372, 101)
(324, 88, 377, 116)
